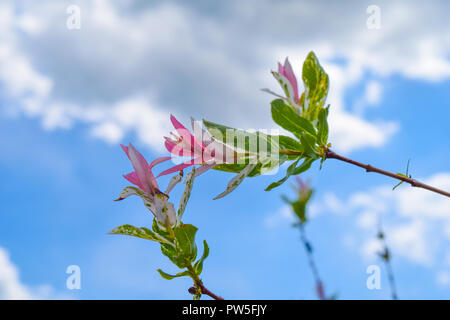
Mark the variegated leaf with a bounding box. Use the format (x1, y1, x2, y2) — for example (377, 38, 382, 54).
(108, 224, 174, 247)
(213, 163, 257, 200)
(165, 171, 183, 195)
(114, 186, 144, 201)
(272, 71, 299, 109)
(149, 193, 176, 227)
(177, 169, 195, 221)
(157, 269, 190, 280)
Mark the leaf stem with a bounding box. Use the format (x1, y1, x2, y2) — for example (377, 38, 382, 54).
(378, 226, 398, 300)
(325, 149, 450, 198)
(186, 265, 224, 300)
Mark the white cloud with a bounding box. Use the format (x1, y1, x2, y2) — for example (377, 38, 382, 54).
(316, 172, 450, 266)
(1, 0, 450, 154)
(0, 247, 33, 299)
(436, 271, 450, 287)
(365, 81, 382, 106)
(263, 206, 295, 228)
(0, 247, 67, 300)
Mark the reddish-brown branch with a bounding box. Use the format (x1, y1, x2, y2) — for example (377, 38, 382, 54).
(189, 282, 224, 300)
(198, 282, 224, 300)
(326, 149, 450, 198)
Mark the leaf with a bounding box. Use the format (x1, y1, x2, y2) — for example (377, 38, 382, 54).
(265, 157, 317, 191)
(213, 163, 258, 200)
(160, 242, 187, 268)
(302, 51, 329, 121)
(193, 240, 209, 275)
(317, 105, 330, 145)
(271, 99, 316, 138)
(265, 158, 299, 191)
(271, 71, 299, 108)
(203, 119, 280, 157)
(173, 224, 198, 263)
(211, 135, 299, 176)
(258, 154, 289, 176)
(146, 193, 176, 227)
(177, 169, 195, 220)
(281, 195, 293, 204)
(392, 159, 411, 190)
(292, 156, 317, 175)
(165, 172, 183, 195)
(108, 224, 172, 245)
(152, 218, 171, 238)
(157, 269, 190, 280)
(292, 201, 307, 224)
(279, 135, 304, 154)
(291, 190, 313, 224)
(114, 186, 144, 201)
(299, 133, 318, 156)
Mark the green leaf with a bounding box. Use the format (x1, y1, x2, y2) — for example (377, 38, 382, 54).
(302, 51, 329, 121)
(214, 163, 257, 200)
(203, 119, 280, 157)
(212, 155, 288, 177)
(291, 189, 313, 224)
(265, 157, 317, 191)
(299, 133, 318, 156)
(393, 159, 411, 190)
(173, 224, 198, 264)
(157, 269, 190, 280)
(292, 156, 316, 175)
(279, 135, 304, 154)
(193, 240, 210, 275)
(271, 99, 316, 138)
(281, 195, 293, 204)
(108, 224, 171, 245)
(265, 158, 299, 191)
(204, 118, 299, 176)
(211, 135, 297, 176)
(317, 105, 329, 145)
(160, 242, 187, 268)
(152, 218, 170, 238)
(292, 202, 307, 224)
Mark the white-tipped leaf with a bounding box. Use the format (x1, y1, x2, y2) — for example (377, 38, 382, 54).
(272, 71, 298, 108)
(261, 88, 287, 100)
(148, 194, 177, 227)
(177, 169, 196, 222)
(165, 172, 183, 195)
(213, 163, 257, 200)
(108, 224, 174, 247)
(115, 186, 144, 201)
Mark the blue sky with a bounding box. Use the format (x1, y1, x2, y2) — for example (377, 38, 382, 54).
(1, 0, 450, 299)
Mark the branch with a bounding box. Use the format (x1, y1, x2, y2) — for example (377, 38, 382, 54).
(299, 224, 326, 300)
(378, 227, 398, 300)
(187, 265, 224, 300)
(199, 282, 224, 300)
(188, 282, 224, 300)
(325, 149, 450, 198)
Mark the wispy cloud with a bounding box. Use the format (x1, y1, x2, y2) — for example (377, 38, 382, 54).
(0, 247, 69, 299)
(316, 173, 450, 265)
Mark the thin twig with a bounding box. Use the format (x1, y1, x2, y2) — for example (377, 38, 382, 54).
(325, 149, 450, 198)
(299, 224, 326, 300)
(385, 259, 398, 300)
(377, 224, 398, 300)
(187, 265, 224, 300)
